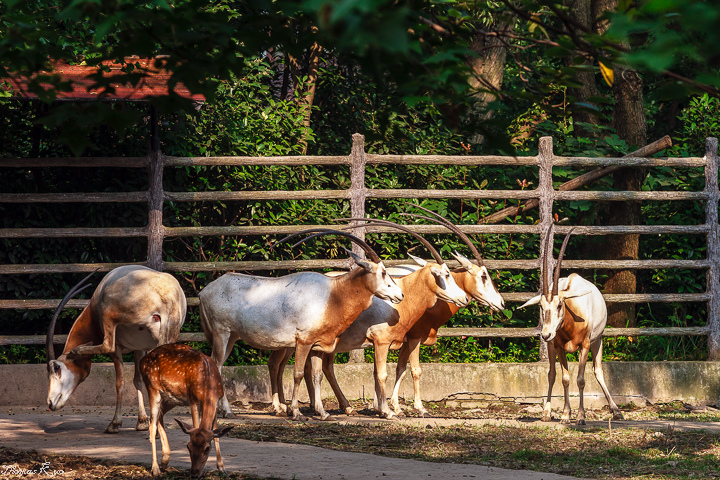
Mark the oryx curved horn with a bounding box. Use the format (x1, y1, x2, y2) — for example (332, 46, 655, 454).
(274, 228, 381, 263)
(334, 217, 445, 265)
(46, 269, 98, 361)
(400, 204, 485, 267)
(552, 227, 576, 297)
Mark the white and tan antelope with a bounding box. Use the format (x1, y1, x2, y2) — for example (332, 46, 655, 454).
(385, 207, 505, 415)
(199, 230, 404, 421)
(140, 343, 233, 478)
(518, 226, 624, 425)
(46, 265, 187, 433)
(295, 219, 469, 419)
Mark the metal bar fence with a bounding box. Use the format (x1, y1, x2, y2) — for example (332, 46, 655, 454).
(1, 135, 718, 359)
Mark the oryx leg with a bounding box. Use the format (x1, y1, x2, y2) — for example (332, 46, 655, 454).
(591, 340, 624, 420)
(268, 348, 292, 416)
(133, 350, 149, 430)
(105, 348, 124, 433)
(372, 342, 394, 419)
(557, 348, 572, 424)
(305, 351, 330, 420)
(208, 332, 237, 418)
(67, 319, 118, 358)
(321, 352, 356, 415)
(289, 343, 313, 421)
(576, 342, 591, 426)
(275, 348, 293, 407)
(390, 341, 411, 415)
(541, 342, 557, 422)
(407, 338, 427, 415)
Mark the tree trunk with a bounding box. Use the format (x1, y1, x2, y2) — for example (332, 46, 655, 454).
(288, 41, 321, 155)
(604, 65, 647, 328)
(567, 0, 602, 133)
(590, 0, 647, 329)
(466, 18, 514, 144)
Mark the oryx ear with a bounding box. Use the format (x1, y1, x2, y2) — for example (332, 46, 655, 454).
(451, 251, 473, 270)
(561, 289, 593, 300)
(518, 295, 542, 309)
(346, 248, 373, 272)
(407, 253, 428, 267)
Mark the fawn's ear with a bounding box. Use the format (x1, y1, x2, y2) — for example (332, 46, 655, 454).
(174, 418, 194, 434)
(214, 425, 235, 438)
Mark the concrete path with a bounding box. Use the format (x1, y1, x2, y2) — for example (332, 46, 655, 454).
(0, 407, 591, 480)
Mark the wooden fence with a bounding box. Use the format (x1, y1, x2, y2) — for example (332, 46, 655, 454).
(1, 134, 719, 361)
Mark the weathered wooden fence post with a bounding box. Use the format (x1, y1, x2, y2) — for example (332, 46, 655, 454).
(349, 133, 368, 363)
(147, 106, 164, 272)
(537, 136, 555, 362)
(705, 137, 719, 360)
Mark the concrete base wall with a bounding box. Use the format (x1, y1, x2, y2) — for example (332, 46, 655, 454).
(5, 362, 720, 409)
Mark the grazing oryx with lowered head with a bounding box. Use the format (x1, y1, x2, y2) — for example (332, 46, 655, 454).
(46, 265, 187, 433)
(295, 218, 470, 419)
(519, 226, 624, 425)
(199, 230, 404, 421)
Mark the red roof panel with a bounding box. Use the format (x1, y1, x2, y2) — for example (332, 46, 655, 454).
(3, 57, 205, 102)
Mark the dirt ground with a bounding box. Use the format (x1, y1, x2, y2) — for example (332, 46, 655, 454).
(1, 401, 719, 480)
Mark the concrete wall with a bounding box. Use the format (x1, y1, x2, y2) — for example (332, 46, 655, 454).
(5, 362, 720, 409)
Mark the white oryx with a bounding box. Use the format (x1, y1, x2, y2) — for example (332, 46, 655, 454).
(46, 265, 187, 433)
(199, 229, 404, 421)
(518, 226, 624, 425)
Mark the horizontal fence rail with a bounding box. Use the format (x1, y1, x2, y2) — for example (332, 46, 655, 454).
(1, 134, 719, 360)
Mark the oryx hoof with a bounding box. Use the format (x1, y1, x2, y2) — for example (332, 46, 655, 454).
(560, 418, 572, 425)
(291, 412, 308, 422)
(136, 417, 149, 431)
(381, 411, 397, 420)
(541, 413, 552, 422)
(344, 407, 359, 416)
(613, 412, 624, 421)
(576, 418, 586, 426)
(318, 413, 336, 422)
(151, 465, 162, 477)
(104, 421, 122, 434)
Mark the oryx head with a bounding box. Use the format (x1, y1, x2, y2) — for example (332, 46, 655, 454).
(346, 249, 404, 304)
(275, 228, 404, 304)
(336, 217, 469, 307)
(406, 253, 469, 307)
(46, 270, 97, 411)
(402, 205, 505, 312)
(518, 227, 591, 342)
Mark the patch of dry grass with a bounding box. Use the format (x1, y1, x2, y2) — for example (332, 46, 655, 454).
(228, 406, 720, 480)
